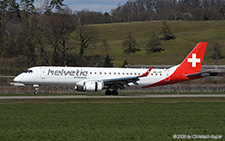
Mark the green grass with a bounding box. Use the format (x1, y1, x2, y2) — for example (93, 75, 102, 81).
(84, 20, 225, 67)
(0, 98, 225, 140)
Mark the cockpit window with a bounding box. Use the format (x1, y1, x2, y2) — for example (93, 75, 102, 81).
(23, 70, 28, 73)
(23, 70, 33, 73)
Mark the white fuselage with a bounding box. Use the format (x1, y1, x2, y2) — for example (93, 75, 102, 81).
(13, 66, 178, 87)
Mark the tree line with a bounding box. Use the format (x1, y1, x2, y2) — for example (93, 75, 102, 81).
(0, 0, 223, 71)
(78, 0, 225, 24)
(0, 0, 115, 70)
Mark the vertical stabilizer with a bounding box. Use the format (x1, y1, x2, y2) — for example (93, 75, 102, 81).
(177, 42, 207, 74)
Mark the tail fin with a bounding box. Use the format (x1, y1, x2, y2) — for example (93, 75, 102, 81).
(178, 42, 207, 75)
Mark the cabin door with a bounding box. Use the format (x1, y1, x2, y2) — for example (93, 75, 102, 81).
(40, 67, 46, 79)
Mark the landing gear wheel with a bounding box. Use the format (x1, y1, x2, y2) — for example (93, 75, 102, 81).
(112, 90, 118, 95)
(105, 89, 112, 95)
(33, 84, 39, 95)
(34, 91, 38, 95)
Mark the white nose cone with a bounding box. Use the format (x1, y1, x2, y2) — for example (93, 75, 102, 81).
(11, 74, 25, 86)
(13, 75, 21, 82)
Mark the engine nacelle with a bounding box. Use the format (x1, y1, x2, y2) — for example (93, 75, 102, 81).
(83, 81, 104, 92)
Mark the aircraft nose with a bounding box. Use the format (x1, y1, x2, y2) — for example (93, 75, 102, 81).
(13, 75, 22, 82)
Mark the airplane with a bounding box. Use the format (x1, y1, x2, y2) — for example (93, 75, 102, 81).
(12, 42, 209, 95)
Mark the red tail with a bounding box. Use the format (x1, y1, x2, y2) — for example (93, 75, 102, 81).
(177, 42, 207, 75)
(142, 42, 207, 88)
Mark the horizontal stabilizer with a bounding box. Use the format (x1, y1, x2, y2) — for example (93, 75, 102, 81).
(185, 71, 216, 78)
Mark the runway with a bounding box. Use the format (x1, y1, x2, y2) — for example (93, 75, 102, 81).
(1, 94, 225, 99)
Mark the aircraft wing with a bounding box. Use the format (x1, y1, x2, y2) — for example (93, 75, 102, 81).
(103, 67, 153, 90)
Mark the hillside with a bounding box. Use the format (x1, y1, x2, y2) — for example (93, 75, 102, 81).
(86, 20, 225, 67)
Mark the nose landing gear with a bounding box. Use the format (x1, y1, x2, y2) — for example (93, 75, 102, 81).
(33, 84, 39, 95)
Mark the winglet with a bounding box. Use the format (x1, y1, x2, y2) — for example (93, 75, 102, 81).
(139, 66, 153, 77)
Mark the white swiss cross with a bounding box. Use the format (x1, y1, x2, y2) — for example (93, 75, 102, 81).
(187, 53, 201, 67)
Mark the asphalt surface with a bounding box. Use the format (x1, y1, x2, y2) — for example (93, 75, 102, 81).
(1, 94, 225, 99)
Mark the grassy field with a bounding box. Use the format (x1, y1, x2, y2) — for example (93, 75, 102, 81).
(84, 20, 225, 67)
(0, 98, 224, 140)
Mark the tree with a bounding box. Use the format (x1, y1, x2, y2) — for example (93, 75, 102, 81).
(77, 25, 99, 57)
(211, 42, 223, 64)
(0, 20, 3, 55)
(122, 31, 140, 54)
(17, 14, 43, 67)
(0, 0, 20, 20)
(122, 59, 128, 68)
(3, 0, 19, 13)
(103, 12, 111, 23)
(49, 0, 65, 11)
(20, 0, 35, 12)
(0, 19, 23, 58)
(103, 54, 113, 67)
(145, 31, 163, 53)
(44, 0, 65, 12)
(160, 21, 175, 41)
(56, 13, 76, 66)
(44, 14, 61, 65)
(44, 13, 76, 65)
(0, 0, 8, 13)
(101, 38, 110, 54)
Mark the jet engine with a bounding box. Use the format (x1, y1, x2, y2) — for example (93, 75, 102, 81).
(75, 81, 104, 92)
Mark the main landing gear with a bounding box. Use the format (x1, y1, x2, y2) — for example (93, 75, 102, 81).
(105, 89, 118, 95)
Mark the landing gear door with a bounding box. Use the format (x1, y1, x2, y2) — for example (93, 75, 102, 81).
(40, 67, 46, 79)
